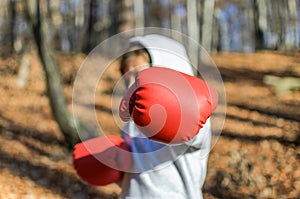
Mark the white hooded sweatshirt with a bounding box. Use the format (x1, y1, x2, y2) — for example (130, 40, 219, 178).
(120, 34, 212, 199)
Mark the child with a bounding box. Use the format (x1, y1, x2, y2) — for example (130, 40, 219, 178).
(73, 34, 216, 199)
(118, 34, 214, 199)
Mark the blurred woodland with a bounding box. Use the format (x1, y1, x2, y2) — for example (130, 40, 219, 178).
(0, 0, 300, 198)
(0, 0, 299, 57)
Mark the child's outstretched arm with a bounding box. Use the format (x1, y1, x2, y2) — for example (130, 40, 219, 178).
(73, 135, 131, 186)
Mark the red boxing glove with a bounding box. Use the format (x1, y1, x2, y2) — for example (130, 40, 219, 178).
(73, 135, 131, 186)
(119, 67, 218, 144)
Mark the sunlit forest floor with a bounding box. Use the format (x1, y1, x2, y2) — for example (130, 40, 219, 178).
(0, 51, 299, 198)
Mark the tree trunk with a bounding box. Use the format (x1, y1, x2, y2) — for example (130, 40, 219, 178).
(83, 0, 94, 52)
(187, 0, 200, 73)
(170, 0, 183, 42)
(10, 0, 16, 54)
(0, 1, 13, 57)
(73, 0, 85, 52)
(277, 0, 288, 50)
(242, 0, 255, 53)
(200, 0, 215, 62)
(286, 0, 299, 50)
(253, 0, 266, 49)
(133, 0, 145, 35)
(268, 0, 280, 49)
(119, 0, 135, 32)
(25, 0, 94, 148)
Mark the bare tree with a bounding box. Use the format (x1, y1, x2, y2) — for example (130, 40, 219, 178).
(133, 0, 145, 35)
(0, 1, 15, 57)
(254, 0, 268, 49)
(254, 0, 299, 51)
(242, 0, 255, 52)
(285, 0, 299, 50)
(170, 0, 183, 42)
(187, 0, 200, 72)
(25, 0, 93, 148)
(200, 0, 215, 62)
(119, 0, 135, 32)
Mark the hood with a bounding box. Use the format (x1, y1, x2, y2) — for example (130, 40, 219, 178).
(127, 34, 194, 76)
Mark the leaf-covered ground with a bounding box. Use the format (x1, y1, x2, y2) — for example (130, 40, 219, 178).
(0, 51, 299, 199)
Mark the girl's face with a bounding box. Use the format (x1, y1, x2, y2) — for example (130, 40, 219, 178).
(122, 54, 150, 88)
